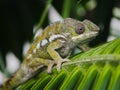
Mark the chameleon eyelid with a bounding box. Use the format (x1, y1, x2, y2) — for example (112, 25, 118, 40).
(75, 22, 85, 34)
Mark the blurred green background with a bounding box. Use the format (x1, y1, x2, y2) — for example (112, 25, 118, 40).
(0, 0, 120, 85)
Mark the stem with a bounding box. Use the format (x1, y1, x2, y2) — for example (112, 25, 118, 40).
(62, 0, 71, 18)
(36, 0, 53, 32)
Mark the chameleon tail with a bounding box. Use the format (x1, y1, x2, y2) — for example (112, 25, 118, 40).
(3, 76, 15, 90)
(2, 69, 24, 90)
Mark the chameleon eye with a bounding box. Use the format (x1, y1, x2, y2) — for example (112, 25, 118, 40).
(75, 22, 85, 34)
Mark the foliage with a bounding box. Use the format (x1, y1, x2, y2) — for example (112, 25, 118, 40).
(18, 38, 120, 90)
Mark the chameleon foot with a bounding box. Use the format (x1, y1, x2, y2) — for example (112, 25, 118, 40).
(56, 59, 70, 71)
(47, 61, 55, 73)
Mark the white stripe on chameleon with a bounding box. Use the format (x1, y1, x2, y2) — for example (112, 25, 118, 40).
(72, 32, 98, 41)
(36, 42, 40, 49)
(27, 54, 32, 59)
(31, 42, 40, 55)
(33, 49, 37, 54)
(41, 39, 48, 46)
(49, 34, 65, 42)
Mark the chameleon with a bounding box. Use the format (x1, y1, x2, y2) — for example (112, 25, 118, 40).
(2, 18, 99, 90)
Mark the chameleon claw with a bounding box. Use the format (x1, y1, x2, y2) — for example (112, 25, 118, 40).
(47, 61, 55, 73)
(56, 59, 70, 71)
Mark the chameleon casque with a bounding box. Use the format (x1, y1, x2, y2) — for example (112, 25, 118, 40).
(3, 18, 99, 90)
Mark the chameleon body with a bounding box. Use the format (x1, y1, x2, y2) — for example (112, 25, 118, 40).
(3, 18, 99, 90)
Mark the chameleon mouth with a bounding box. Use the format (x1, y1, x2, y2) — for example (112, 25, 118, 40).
(72, 31, 98, 45)
(92, 26, 100, 32)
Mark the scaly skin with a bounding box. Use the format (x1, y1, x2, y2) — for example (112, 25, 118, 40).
(2, 18, 99, 90)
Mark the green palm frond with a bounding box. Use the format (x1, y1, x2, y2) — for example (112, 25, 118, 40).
(19, 38, 120, 90)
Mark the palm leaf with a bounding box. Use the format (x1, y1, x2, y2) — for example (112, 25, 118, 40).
(18, 38, 120, 90)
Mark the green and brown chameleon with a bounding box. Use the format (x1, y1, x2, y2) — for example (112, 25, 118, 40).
(2, 18, 99, 90)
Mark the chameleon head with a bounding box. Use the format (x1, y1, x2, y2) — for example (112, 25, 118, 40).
(63, 18, 100, 45)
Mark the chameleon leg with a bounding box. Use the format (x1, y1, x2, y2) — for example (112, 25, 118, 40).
(2, 58, 54, 90)
(47, 40, 70, 71)
(77, 44, 90, 52)
(27, 58, 55, 73)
